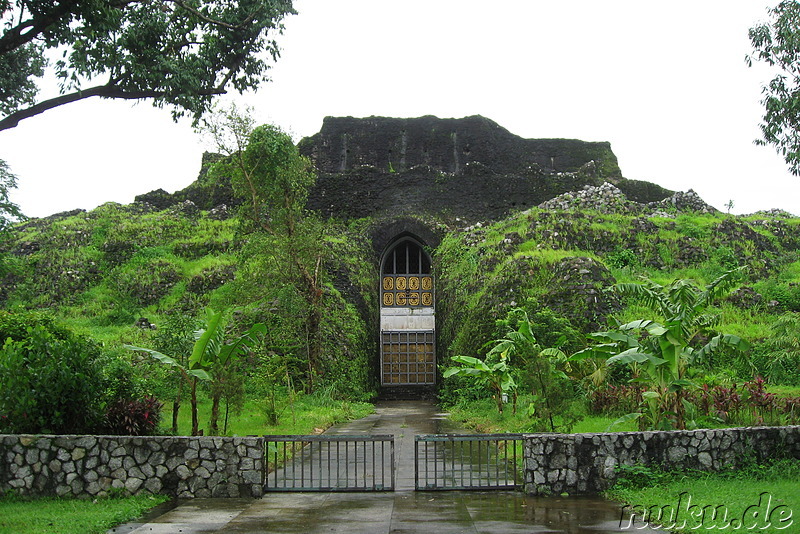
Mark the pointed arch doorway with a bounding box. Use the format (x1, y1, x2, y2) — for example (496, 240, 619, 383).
(380, 236, 436, 386)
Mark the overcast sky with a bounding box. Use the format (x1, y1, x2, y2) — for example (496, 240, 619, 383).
(2, 0, 799, 218)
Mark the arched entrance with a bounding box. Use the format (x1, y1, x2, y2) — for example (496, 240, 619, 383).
(380, 236, 435, 386)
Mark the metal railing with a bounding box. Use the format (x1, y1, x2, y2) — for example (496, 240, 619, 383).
(264, 435, 395, 492)
(415, 434, 524, 490)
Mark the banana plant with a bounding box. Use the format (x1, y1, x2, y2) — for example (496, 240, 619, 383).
(444, 353, 516, 414)
(488, 309, 568, 429)
(205, 319, 267, 434)
(572, 270, 750, 430)
(126, 308, 265, 436)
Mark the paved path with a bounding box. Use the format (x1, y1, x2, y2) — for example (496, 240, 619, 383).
(110, 401, 662, 533)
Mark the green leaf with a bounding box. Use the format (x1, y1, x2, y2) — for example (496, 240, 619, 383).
(442, 367, 462, 378)
(124, 345, 180, 367)
(606, 348, 663, 366)
(606, 412, 642, 432)
(188, 369, 211, 381)
(189, 308, 224, 370)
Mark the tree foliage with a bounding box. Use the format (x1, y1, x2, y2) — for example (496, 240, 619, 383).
(0, 159, 23, 232)
(748, 1, 800, 175)
(0, 0, 295, 131)
(202, 105, 326, 389)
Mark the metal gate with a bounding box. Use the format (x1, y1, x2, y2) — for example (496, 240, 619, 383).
(414, 434, 524, 490)
(264, 435, 395, 492)
(264, 433, 523, 492)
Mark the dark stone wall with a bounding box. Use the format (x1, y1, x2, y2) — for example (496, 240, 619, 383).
(299, 115, 622, 176)
(300, 115, 629, 223)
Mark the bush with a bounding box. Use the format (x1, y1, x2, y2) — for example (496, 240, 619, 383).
(0, 326, 106, 433)
(754, 280, 800, 311)
(0, 309, 71, 342)
(103, 397, 163, 436)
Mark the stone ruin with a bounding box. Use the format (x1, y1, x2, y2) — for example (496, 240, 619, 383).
(135, 115, 678, 224)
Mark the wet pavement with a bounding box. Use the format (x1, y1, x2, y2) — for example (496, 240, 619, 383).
(110, 401, 662, 533)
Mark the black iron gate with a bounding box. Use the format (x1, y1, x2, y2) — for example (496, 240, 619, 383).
(264, 433, 523, 492)
(414, 434, 524, 490)
(264, 435, 395, 492)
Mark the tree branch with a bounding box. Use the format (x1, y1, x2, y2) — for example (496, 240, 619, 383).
(0, 82, 225, 132)
(170, 0, 243, 30)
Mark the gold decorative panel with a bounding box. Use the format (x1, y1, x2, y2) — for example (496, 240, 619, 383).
(381, 275, 434, 308)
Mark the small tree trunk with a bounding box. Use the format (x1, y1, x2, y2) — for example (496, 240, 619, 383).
(675, 389, 686, 430)
(190, 377, 199, 436)
(223, 398, 230, 435)
(172, 378, 184, 434)
(494, 387, 504, 414)
(210, 389, 221, 435)
(172, 399, 180, 434)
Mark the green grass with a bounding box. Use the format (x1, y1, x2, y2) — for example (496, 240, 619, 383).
(0, 494, 168, 534)
(445, 396, 638, 434)
(768, 384, 800, 397)
(164, 393, 375, 436)
(606, 459, 800, 533)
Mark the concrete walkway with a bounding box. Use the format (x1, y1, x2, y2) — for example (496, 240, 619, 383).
(110, 401, 662, 533)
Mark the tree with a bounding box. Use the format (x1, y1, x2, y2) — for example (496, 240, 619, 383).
(151, 313, 200, 433)
(201, 105, 326, 389)
(0, 159, 23, 231)
(0, 0, 296, 132)
(574, 271, 749, 430)
(0, 159, 23, 279)
(125, 310, 218, 436)
(747, 1, 800, 175)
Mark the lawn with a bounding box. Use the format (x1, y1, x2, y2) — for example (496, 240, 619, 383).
(445, 396, 639, 434)
(0, 494, 168, 534)
(162, 392, 375, 436)
(606, 460, 800, 533)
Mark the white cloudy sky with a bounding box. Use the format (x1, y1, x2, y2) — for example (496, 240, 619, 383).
(2, 0, 799, 218)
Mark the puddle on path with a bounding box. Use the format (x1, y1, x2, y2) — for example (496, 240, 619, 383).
(215, 491, 661, 533)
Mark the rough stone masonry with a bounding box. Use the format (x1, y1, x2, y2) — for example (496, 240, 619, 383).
(524, 425, 800, 496)
(0, 434, 264, 498)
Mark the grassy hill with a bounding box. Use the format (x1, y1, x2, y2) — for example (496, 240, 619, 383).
(1, 178, 799, 434)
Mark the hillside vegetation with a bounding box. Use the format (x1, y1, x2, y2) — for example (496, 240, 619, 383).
(1, 162, 799, 436)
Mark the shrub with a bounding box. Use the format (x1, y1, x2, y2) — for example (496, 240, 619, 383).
(0, 309, 71, 342)
(605, 247, 640, 270)
(0, 326, 106, 434)
(103, 396, 163, 436)
(115, 258, 181, 307)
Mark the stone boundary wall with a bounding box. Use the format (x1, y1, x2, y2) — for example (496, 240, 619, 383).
(0, 435, 264, 499)
(523, 426, 800, 496)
